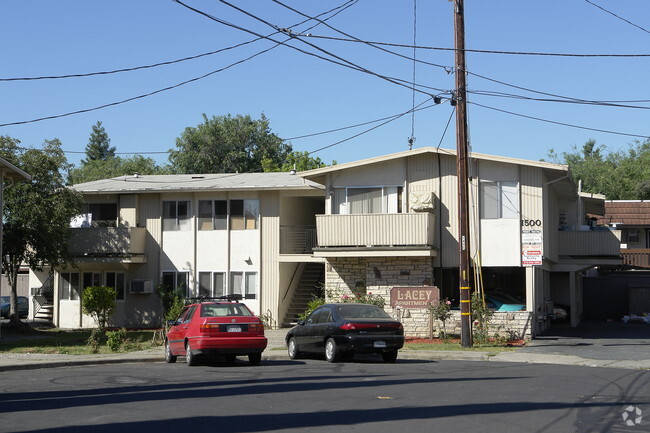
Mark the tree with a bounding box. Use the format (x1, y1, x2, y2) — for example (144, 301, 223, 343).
(83, 121, 115, 163)
(169, 114, 292, 174)
(69, 155, 170, 184)
(0, 137, 84, 327)
(81, 285, 116, 329)
(262, 150, 330, 172)
(546, 139, 650, 200)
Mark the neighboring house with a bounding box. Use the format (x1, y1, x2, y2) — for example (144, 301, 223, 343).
(299, 147, 621, 338)
(596, 201, 650, 269)
(0, 158, 32, 313)
(29, 172, 325, 329)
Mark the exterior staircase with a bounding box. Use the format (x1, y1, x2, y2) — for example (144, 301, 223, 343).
(282, 263, 324, 327)
(32, 275, 54, 324)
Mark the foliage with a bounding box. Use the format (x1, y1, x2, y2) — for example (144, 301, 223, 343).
(339, 291, 386, 308)
(169, 113, 292, 174)
(81, 286, 117, 329)
(156, 283, 186, 323)
(83, 121, 115, 162)
(298, 298, 325, 320)
(0, 136, 84, 326)
(471, 291, 494, 345)
(546, 138, 650, 200)
(262, 150, 328, 172)
(106, 328, 127, 352)
(69, 155, 170, 184)
(86, 328, 104, 353)
(429, 298, 452, 339)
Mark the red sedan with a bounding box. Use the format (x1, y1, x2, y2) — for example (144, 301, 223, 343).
(165, 296, 267, 366)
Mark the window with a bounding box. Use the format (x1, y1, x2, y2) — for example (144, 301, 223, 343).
(198, 271, 226, 297)
(230, 271, 257, 300)
(334, 187, 403, 214)
(60, 272, 80, 300)
(106, 272, 125, 300)
(162, 271, 190, 297)
(230, 199, 258, 230)
(163, 201, 191, 231)
(480, 181, 518, 219)
(85, 203, 118, 227)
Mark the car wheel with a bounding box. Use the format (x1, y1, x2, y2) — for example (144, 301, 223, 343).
(381, 350, 398, 363)
(225, 354, 237, 364)
(185, 341, 199, 366)
(325, 338, 340, 363)
(165, 340, 177, 363)
(287, 337, 302, 360)
(248, 353, 262, 366)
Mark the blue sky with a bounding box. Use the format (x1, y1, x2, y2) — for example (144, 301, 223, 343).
(1, 1, 648, 170)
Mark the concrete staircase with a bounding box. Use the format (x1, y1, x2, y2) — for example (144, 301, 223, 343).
(282, 263, 324, 327)
(34, 303, 54, 322)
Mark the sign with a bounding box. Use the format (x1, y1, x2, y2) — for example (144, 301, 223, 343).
(522, 229, 542, 266)
(390, 286, 440, 309)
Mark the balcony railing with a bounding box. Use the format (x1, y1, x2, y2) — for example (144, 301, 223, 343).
(621, 249, 650, 268)
(558, 229, 621, 257)
(280, 225, 317, 254)
(316, 213, 435, 248)
(69, 227, 147, 259)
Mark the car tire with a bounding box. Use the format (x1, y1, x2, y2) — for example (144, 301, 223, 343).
(185, 341, 199, 366)
(248, 353, 262, 366)
(325, 338, 340, 363)
(381, 350, 398, 363)
(287, 337, 302, 360)
(165, 340, 177, 363)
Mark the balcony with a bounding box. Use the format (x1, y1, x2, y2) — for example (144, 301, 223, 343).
(314, 213, 436, 257)
(621, 249, 650, 269)
(68, 227, 147, 263)
(280, 225, 317, 254)
(558, 229, 622, 258)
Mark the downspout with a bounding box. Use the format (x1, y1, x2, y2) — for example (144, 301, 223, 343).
(227, 192, 231, 296)
(193, 193, 197, 297)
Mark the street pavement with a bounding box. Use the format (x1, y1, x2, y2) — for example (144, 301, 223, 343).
(1, 321, 649, 372)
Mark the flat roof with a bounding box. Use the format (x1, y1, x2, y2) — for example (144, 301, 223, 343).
(72, 172, 324, 194)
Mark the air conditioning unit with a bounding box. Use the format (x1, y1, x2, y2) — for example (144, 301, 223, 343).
(129, 280, 152, 294)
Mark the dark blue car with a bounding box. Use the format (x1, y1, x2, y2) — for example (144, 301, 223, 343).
(0, 296, 29, 319)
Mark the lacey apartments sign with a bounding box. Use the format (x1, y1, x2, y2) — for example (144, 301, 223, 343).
(390, 286, 440, 309)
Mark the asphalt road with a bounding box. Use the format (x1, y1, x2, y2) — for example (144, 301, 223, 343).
(1, 358, 649, 433)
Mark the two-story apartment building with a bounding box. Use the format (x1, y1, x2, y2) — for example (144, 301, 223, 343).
(299, 147, 621, 337)
(29, 172, 325, 329)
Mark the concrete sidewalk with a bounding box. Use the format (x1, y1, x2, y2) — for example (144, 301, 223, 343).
(1, 328, 649, 372)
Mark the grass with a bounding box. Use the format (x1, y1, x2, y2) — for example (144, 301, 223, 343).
(403, 341, 517, 355)
(0, 326, 162, 355)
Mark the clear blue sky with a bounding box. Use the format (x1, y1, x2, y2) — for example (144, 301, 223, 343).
(2, 1, 648, 170)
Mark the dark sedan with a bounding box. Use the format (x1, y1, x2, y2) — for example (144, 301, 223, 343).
(285, 303, 404, 363)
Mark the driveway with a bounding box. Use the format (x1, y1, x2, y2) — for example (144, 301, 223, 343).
(519, 320, 650, 361)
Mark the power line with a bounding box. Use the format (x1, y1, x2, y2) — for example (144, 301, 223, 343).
(469, 101, 649, 139)
(301, 33, 650, 57)
(585, 0, 650, 34)
(468, 89, 650, 110)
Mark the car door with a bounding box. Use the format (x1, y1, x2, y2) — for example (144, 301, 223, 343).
(167, 306, 196, 354)
(295, 308, 322, 353)
(310, 307, 334, 353)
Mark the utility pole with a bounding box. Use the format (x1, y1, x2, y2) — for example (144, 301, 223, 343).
(454, 0, 472, 347)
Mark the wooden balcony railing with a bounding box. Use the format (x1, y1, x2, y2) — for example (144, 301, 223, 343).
(621, 249, 650, 268)
(316, 213, 435, 248)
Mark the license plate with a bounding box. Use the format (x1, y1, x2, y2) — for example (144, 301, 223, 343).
(227, 325, 242, 332)
(374, 341, 387, 348)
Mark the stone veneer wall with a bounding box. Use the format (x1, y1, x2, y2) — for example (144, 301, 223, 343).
(325, 256, 533, 339)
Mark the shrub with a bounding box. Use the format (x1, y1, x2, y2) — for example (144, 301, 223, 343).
(106, 328, 127, 352)
(82, 286, 117, 329)
(87, 328, 104, 353)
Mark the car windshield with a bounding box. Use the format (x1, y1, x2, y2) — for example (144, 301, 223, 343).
(337, 304, 391, 319)
(200, 303, 252, 317)
(0, 297, 9, 304)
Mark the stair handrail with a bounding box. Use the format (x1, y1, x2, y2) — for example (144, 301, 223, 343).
(282, 263, 303, 302)
(31, 274, 54, 320)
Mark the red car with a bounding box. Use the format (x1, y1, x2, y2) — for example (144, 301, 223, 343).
(165, 295, 267, 366)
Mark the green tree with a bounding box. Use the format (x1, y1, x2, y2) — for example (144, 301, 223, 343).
(69, 155, 169, 184)
(81, 285, 117, 329)
(83, 121, 115, 163)
(546, 139, 650, 200)
(169, 114, 292, 174)
(0, 137, 84, 327)
(262, 150, 329, 172)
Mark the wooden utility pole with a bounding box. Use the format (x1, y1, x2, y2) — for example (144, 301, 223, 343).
(454, 0, 472, 347)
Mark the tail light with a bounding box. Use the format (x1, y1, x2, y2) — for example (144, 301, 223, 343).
(340, 322, 403, 331)
(200, 323, 219, 333)
(248, 323, 264, 333)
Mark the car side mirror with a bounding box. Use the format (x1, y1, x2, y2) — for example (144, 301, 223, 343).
(297, 319, 305, 326)
(166, 319, 177, 327)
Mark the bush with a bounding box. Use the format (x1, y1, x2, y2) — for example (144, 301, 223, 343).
(299, 298, 325, 320)
(87, 328, 104, 353)
(82, 286, 116, 329)
(106, 328, 127, 352)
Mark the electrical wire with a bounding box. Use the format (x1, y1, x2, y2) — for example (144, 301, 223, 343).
(469, 101, 649, 139)
(301, 33, 650, 57)
(409, 0, 417, 150)
(468, 89, 650, 110)
(585, 0, 650, 34)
